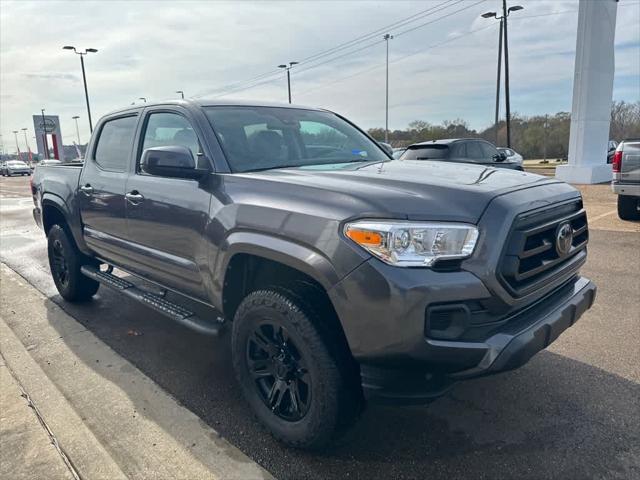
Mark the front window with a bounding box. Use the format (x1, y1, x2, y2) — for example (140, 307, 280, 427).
(204, 106, 387, 172)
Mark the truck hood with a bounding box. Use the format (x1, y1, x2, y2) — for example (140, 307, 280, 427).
(240, 160, 569, 224)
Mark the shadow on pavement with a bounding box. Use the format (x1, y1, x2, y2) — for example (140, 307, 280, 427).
(48, 284, 640, 480)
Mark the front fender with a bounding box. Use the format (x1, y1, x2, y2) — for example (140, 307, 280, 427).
(211, 230, 343, 307)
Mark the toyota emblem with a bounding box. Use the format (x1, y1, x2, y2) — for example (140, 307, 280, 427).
(555, 223, 573, 257)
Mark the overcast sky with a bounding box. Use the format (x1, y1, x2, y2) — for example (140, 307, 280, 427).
(1, 0, 638, 153)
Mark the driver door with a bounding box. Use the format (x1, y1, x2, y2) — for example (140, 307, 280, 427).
(124, 108, 212, 300)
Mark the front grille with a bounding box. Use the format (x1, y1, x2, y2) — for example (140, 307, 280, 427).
(499, 200, 588, 296)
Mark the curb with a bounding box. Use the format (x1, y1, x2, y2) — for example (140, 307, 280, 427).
(0, 263, 273, 480)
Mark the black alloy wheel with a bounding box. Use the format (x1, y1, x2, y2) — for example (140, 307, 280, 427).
(247, 322, 312, 421)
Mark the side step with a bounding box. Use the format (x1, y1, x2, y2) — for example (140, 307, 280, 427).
(80, 265, 224, 336)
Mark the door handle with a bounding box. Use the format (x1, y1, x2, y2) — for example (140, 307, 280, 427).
(79, 184, 94, 195)
(125, 191, 144, 204)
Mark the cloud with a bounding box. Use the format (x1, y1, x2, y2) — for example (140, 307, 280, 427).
(0, 0, 638, 148)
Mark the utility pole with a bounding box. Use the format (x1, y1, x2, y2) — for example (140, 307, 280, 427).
(495, 19, 503, 144)
(543, 114, 548, 162)
(384, 33, 393, 144)
(502, 0, 512, 147)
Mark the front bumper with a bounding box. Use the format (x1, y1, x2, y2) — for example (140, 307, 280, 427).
(356, 277, 596, 404)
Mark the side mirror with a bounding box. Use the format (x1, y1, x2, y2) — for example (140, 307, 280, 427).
(140, 146, 207, 179)
(493, 152, 507, 162)
(378, 142, 394, 157)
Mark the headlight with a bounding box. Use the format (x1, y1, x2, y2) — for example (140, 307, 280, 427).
(344, 220, 479, 267)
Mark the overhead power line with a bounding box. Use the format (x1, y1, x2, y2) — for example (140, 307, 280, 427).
(193, 0, 472, 98)
(201, 0, 489, 99)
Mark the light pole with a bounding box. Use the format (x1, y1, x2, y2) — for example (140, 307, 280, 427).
(383, 33, 394, 144)
(21, 128, 30, 165)
(176, 90, 184, 99)
(278, 62, 298, 104)
(12, 130, 20, 160)
(72, 116, 82, 145)
(63, 46, 98, 133)
(41, 109, 49, 159)
(481, 3, 523, 147)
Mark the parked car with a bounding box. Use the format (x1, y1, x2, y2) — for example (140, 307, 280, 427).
(607, 140, 618, 164)
(611, 138, 640, 220)
(39, 159, 63, 166)
(1, 160, 31, 176)
(392, 147, 406, 159)
(497, 147, 524, 167)
(31, 100, 595, 448)
(401, 138, 523, 170)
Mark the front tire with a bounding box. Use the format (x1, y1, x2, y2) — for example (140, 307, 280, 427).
(618, 195, 640, 221)
(232, 288, 361, 449)
(47, 224, 100, 301)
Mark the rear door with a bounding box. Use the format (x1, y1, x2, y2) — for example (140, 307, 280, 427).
(123, 107, 213, 300)
(78, 113, 139, 265)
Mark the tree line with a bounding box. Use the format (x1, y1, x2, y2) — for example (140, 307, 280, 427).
(369, 100, 640, 160)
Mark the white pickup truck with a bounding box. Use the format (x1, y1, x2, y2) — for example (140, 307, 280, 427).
(612, 139, 640, 220)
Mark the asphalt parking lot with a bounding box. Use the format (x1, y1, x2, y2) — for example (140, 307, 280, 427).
(1, 174, 638, 480)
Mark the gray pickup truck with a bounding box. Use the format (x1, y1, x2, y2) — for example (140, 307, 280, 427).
(31, 100, 596, 448)
(612, 139, 640, 220)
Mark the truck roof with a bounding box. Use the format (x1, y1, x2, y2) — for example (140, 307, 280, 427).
(103, 98, 327, 117)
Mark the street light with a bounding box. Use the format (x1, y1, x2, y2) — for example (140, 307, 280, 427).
(278, 62, 298, 104)
(63, 46, 98, 133)
(72, 116, 82, 145)
(139, 97, 147, 103)
(481, 2, 523, 147)
(12, 130, 20, 159)
(21, 128, 30, 165)
(383, 33, 394, 144)
(176, 90, 184, 99)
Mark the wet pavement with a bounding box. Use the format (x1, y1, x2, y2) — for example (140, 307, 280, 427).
(1, 175, 638, 479)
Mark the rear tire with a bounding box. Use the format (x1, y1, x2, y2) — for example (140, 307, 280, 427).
(47, 224, 100, 301)
(617, 195, 640, 221)
(232, 288, 362, 449)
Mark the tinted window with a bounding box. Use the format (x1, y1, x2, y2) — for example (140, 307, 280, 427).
(466, 141, 484, 159)
(450, 142, 466, 158)
(479, 141, 499, 159)
(204, 106, 387, 172)
(141, 112, 201, 159)
(94, 116, 137, 171)
(401, 145, 449, 160)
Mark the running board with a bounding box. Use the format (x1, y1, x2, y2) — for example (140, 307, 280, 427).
(80, 265, 224, 336)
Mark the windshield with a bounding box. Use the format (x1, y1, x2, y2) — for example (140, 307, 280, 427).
(204, 106, 388, 172)
(401, 145, 449, 160)
(8, 161, 28, 167)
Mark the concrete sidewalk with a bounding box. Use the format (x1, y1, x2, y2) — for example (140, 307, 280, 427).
(1, 357, 76, 479)
(0, 263, 272, 480)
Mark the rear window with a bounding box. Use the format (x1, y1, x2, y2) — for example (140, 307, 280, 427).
(401, 145, 449, 160)
(93, 115, 138, 172)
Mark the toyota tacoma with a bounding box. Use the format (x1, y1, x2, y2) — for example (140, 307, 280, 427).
(31, 100, 596, 448)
